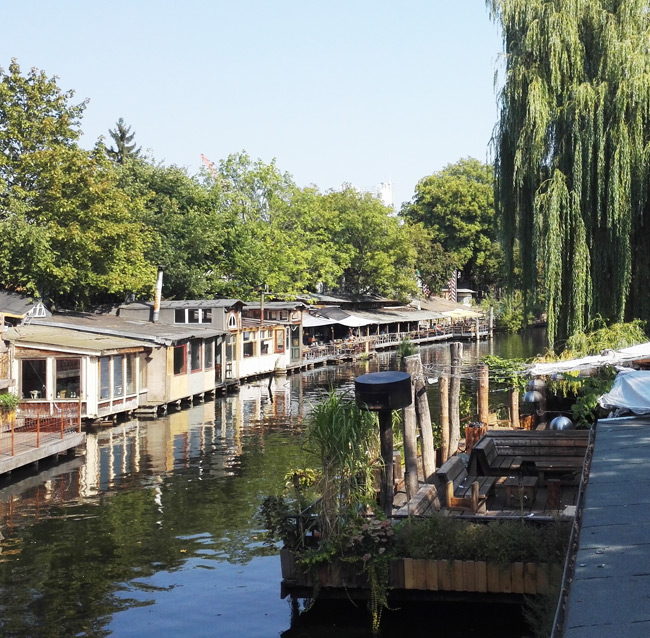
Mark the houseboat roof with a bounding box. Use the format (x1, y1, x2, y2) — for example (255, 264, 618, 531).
(28, 313, 225, 346)
(0, 290, 51, 319)
(118, 299, 244, 310)
(242, 301, 308, 310)
(5, 324, 149, 355)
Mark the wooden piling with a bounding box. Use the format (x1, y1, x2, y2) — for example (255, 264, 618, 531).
(449, 342, 463, 455)
(405, 354, 436, 482)
(477, 363, 489, 425)
(439, 374, 450, 463)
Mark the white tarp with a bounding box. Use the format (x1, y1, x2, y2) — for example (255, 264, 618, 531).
(598, 370, 650, 415)
(527, 341, 650, 377)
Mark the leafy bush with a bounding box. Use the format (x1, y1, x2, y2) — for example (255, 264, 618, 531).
(0, 393, 19, 412)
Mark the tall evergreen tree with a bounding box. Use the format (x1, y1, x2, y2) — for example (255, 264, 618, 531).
(488, 0, 650, 348)
(107, 117, 141, 164)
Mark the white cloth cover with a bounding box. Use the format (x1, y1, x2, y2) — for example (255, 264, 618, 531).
(598, 370, 650, 415)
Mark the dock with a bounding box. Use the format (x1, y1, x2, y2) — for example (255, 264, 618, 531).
(0, 412, 86, 475)
(559, 416, 650, 637)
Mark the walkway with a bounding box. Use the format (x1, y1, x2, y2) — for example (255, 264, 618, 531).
(562, 416, 650, 637)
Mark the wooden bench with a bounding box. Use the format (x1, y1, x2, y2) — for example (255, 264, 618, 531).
(394, 484, 441, 517)
(469, 429, 589, 483)
(436, 455, 496, 513)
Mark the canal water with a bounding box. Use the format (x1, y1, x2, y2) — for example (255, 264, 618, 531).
(0, 331, 547, 638)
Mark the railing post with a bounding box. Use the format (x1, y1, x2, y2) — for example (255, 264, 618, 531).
(11, 413, 15, 456)
(61, 411, 64, 439)
(36, 414, 40, 448)
(78, 399, 82, 432)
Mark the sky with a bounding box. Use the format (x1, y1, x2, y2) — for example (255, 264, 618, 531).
(3, 1, 503, 210)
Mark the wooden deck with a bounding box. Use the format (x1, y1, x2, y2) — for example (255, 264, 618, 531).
(0, 414, 86, 476)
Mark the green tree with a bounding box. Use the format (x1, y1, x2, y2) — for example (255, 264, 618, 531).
(325, 186, 418, 300)
(107, 117, 141, 164)
(488, 0, 650, 347)
(0, 61, 154, 307)
(401, 157, 503, 296)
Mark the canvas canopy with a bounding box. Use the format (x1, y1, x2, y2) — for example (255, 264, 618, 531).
(527, 342, 650, 377)
(441, 308, 482, 319)
(598, 370, 650, 415)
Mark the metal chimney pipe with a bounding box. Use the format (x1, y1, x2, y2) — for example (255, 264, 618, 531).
(153, 266, 163, 323)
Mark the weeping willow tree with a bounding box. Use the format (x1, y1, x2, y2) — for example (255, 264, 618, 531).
(488, 0, 650, 349)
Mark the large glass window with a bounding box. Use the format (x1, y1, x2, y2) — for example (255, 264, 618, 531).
(113, 355, 124, 396)
(56, 358, 80, 398)
(190, 340, 202, 371)
(99, 357, 110, 399)
(189, 309, 200, 324)
(126, 356, 135, 394)
(22, 359, 46, 399)
(139, 353, 147, 389)
(174, 309, 185, 324)
(201, 309, 212, 323)
(174, 344, 187, 375)
(205, 339, 214, 369)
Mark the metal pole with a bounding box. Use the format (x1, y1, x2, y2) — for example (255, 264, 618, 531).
(378, 410, 394, 517)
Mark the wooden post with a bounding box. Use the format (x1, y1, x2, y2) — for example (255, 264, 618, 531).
(449, 342, 463, 456)
(509, 389, 520, 428)
(406, 354, 437, 481)
(478, 363, 489, 425)
(378, 410, 394, 517)
(36, 414, 40, 448)
(475, 316, 480, 341)
(489, 306, 494, 338)
(401, 359, 420, 499)
(60, 411, 64, 439)
(10, 412, 15, 456)
(439, 374, 450, 463)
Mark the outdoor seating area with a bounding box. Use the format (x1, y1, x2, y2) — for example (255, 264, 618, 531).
(468, 429, 590, 484)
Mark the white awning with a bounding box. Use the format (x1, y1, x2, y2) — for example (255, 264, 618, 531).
(302, 313, 337, 328)
(599, 370, 650, 415)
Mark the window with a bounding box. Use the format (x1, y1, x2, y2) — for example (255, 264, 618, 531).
(174, 309, 186, 324)
(56, 358, 80, 398)
(280, 311, 289, 321)
(189, 309, 200, 324)
(99, 357, 110, 399)
(190, 340, 202, 371)
(139, 353, 147, 389)
(22, 359, 46, 399)
(174, 344, 187, 375)
(243, 341, 255, 358)
(126, 356, 135, 394)
(201, 309, 212, 324)
(227, 314, 237, 329)
(205, 339, 214, 369)
(276, 329, 285, 353)
(113, 355, 124, 396)
(226, 335, 235, 361)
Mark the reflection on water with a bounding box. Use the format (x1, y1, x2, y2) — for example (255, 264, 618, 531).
(0, 333, 547, 638)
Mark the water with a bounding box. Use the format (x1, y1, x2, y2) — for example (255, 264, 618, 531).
(0, 331, 547, 638)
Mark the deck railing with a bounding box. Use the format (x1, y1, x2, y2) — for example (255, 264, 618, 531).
(0, 407, 82, 457)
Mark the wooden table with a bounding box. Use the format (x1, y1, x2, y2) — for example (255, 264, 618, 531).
(497, 475, 539, 507)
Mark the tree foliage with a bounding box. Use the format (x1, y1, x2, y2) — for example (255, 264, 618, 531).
(107, 117, 141, 164)
(0, 61, 154, 308)
(401, 157, 503, 295)
(0, 61, 421, 307)
(488, 0, 650, 348)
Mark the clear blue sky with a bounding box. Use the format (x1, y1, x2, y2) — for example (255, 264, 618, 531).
(3, 1, 502, 209)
